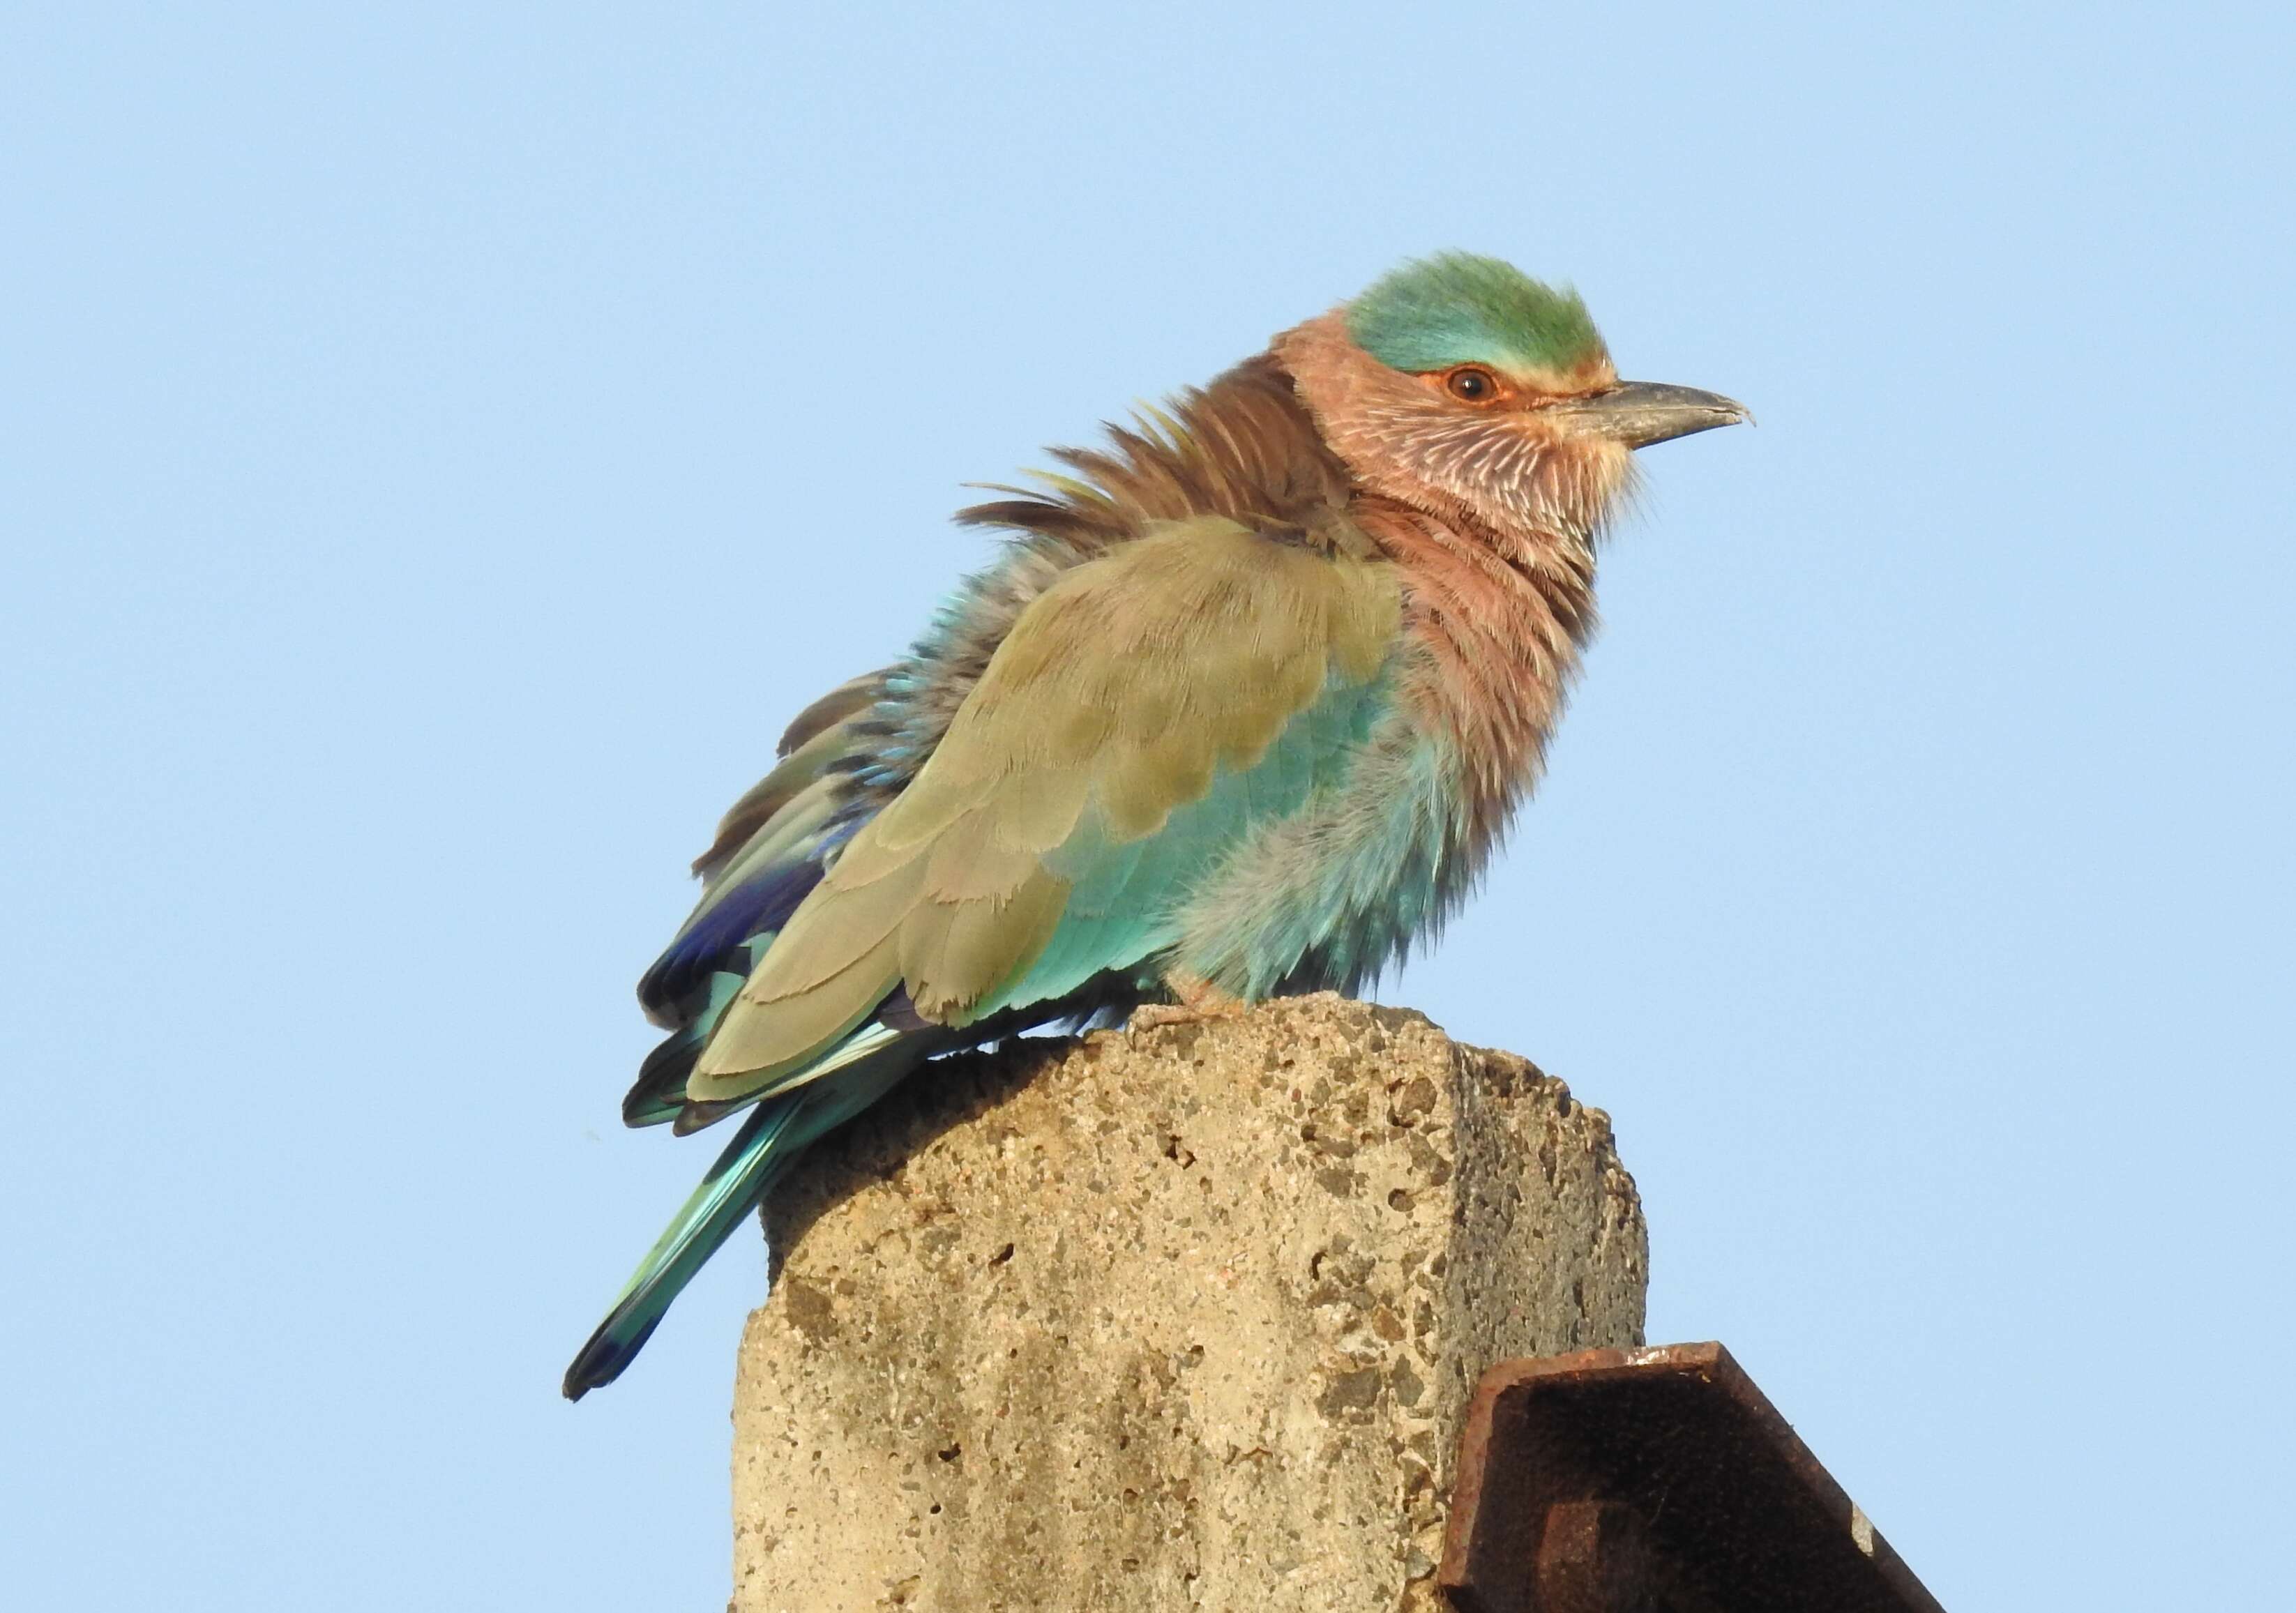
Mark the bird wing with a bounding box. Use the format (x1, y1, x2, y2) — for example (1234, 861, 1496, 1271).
(683, 515, 1400, 1107)
(619, 675, 886, 1127)
(569, 514, 1397, 1397)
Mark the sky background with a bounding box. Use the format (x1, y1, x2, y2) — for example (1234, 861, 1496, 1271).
(4, 3, 2290, 1608)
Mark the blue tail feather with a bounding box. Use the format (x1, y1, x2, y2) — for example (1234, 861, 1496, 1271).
(561, 1040, 932, 1400)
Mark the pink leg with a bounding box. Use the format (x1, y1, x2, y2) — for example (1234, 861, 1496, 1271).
(1128, 971, 1250, 1029)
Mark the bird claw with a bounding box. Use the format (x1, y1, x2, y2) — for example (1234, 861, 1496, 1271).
(1129, 978, 1249, 1031)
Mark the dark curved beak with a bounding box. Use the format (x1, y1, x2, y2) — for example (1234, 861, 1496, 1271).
(1551, 381, 1751, 449)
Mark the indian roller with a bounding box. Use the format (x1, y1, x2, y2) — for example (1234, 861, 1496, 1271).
(564, 252, 1745, 1398)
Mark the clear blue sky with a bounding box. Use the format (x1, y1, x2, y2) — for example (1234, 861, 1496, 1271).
(4, 4, 2288, 1608)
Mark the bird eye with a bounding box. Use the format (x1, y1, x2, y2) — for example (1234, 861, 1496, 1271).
(1445, 366, 1500, 402)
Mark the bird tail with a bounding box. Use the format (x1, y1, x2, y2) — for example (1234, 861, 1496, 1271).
(561, 1044, 928, 1400)
(561, 1098, 794, 1400)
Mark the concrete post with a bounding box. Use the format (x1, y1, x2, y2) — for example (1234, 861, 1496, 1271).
(731, 994, 1647, 1612)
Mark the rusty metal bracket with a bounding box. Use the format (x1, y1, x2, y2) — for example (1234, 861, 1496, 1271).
(1439, 1342, 1946, 1613)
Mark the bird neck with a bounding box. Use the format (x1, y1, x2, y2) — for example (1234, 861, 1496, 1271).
(1272, 314, 1601, 841)
(1355, 492, 1594, 842)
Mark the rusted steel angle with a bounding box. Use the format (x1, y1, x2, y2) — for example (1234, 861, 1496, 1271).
(1439, 1342, 1945, 1613)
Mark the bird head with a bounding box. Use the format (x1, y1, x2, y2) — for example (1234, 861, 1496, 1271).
(1276, 252, 1746, 543)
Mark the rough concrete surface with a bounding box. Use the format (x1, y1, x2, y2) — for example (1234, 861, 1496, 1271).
(731, 994, 1647, 1612)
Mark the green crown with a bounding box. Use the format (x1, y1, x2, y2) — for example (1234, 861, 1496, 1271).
(1347, 252, 1606, 376)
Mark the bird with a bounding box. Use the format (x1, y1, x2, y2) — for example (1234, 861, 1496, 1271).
(563, 252, 1745, 1399)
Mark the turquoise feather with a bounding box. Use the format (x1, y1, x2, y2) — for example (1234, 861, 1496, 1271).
(995, 667, 1394, 1013)
(563, 1040, 932, 1399)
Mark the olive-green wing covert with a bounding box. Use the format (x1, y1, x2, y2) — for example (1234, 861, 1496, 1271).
(686, 517, 1399, 1104)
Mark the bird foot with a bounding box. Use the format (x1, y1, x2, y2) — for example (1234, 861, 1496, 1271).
(1129, 976, 1249, 1031)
